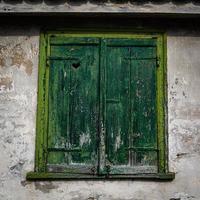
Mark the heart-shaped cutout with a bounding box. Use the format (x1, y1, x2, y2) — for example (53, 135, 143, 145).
(72, 62, 80, 69)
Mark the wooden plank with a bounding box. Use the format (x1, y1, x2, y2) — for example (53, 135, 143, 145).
(48, 60, 68, 164)
(131, 47, 157, 148)
(68, 43, 99, 166)
(105, 45, 130, 167)
(99, 38, 106, 174)
(50, 37, 100, 45)
(157, 34, 167, 173)
(35, 33, 49, 172)
(130, 46, 157, 169)
(105, 38, 157, 47)
(26, 171, 175, 180)
(48, 39, 100, 174)
(101, 38, 158, 174)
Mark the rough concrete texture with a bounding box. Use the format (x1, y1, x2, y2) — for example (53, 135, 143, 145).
(0, 27, 200, 200)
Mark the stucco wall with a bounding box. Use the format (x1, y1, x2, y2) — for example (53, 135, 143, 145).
(0, 26, 200, 200)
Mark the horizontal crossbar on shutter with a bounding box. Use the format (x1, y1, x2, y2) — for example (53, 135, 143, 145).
(104, 38, 157, 47)
(127, 147, 158, 151)
(50, 37, 100, 45)
(47, 148, 82, 152)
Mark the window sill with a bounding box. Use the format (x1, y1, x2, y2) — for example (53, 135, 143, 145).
(26, 172, 175, 181)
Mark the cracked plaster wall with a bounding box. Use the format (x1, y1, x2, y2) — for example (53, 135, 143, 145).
(0, 26, 200, 200)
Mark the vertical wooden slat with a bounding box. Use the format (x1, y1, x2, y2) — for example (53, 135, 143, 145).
(48, 60, 68, 164)
(69, 45, 99, 165)
(47, 38, 100, 174)
(99, 38, 106, 174)
(157, 35, 167, 173)
(131, 47, 157, 168)
(35, 33, 48, 172)
(131, 47, 157, 148)
(102, 38, 158, 174)
(105, 45, 130, 166)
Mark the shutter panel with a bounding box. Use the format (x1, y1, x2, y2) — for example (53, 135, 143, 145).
(47, 37, 100, 174)
(46, 36, 158, 175)
(102, 38, 158, 174)
(104, 44, 131, 172)
(130, 46, 158, 173)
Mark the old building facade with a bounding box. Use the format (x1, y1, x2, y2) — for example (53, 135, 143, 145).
(0, 1, 200, 200)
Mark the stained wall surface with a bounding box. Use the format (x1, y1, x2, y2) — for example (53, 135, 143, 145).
(0, 26, 200, 200)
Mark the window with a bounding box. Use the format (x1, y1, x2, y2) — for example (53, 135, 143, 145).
(27, 32, 174, 180)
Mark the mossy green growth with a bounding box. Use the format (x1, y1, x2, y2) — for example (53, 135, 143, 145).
(30, 31, 172, 180)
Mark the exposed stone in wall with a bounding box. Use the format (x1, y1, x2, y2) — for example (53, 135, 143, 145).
(34, 182, 59, 194)
(0, 76, 14, 93)
(0, 37, 35, 78)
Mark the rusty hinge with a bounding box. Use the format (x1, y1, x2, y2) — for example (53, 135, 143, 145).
(42, 143, 48, 155)
(46, 59, 50, 67)
(90, 166, 97, 175)
(105, 165, 111, 178)
(156, 57, 160, 67)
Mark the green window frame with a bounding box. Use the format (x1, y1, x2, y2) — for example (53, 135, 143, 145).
(27, 31, 175, 180)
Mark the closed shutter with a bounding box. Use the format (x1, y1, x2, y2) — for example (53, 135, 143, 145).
(47, 37, 100, 174)
(46, 36, 158, 175)
(101, 38, 158, 174)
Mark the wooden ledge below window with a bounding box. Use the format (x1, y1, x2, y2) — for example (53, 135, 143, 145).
(26, 172, 175, 181)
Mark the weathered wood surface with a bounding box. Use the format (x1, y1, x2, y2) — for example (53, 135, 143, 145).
(47, 36, 159, 175)
(48, 37, 99, 174)
(103, 39, 157, 174)
(1, 1, 200, 15)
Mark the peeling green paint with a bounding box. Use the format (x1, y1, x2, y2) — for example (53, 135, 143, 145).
(32, 31, 172, 179)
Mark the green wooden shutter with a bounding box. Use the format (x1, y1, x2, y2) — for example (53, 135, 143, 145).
(46, 36, 159, 176)
(101, 38, 158, 174)
(47, 37, 100, 174)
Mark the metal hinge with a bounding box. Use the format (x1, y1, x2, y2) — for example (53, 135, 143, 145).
(46, 59, 50, 67)
(43, 147, 48, 156)
(105, 165, 111, 177)
(156, 57, 160, 67)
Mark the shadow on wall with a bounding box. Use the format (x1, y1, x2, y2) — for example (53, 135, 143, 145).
(1, 0, 200, 6)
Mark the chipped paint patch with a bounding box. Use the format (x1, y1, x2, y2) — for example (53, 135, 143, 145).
(79, 132, 91, 147)
(11, 44, 33, 76)
(22, 59, 33, 76)
(0, 38, 35, 76)
(0, 58, 5, 68)
(170, 192, 196, 200)
(34, 182, 59, 193)
(115, 133, 121, 152)
(11, 44, 26, 67)
(0, 45, 7, 68)
(0, 76, 14, 93)
(9, 160, 25, 176)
